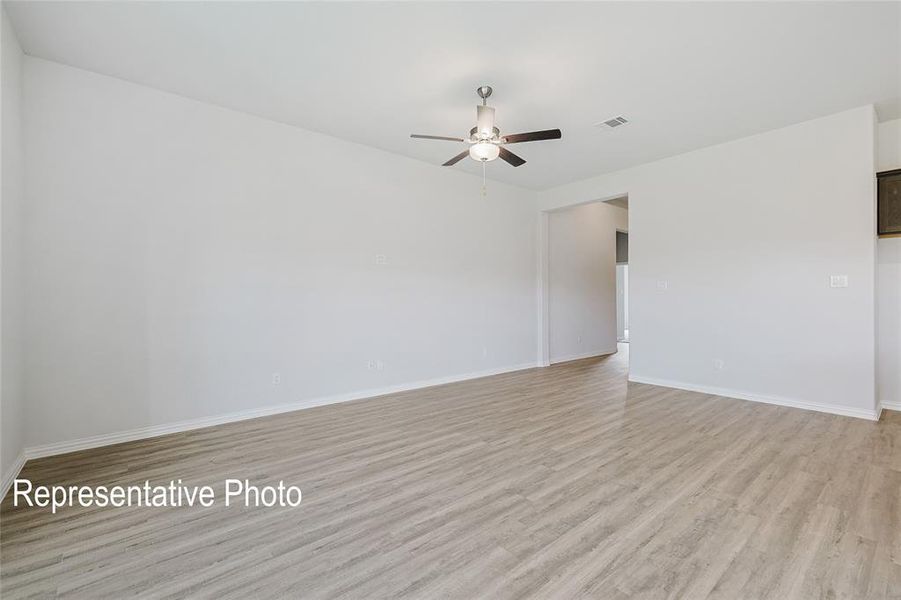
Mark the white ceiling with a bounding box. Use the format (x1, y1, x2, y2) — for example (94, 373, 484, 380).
(6, 1, 900, 190)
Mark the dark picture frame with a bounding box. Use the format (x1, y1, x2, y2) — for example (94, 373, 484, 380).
(878, 168, 901, 237)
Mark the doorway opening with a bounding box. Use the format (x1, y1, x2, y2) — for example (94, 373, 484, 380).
(538, 193, 628, 367)
(616, 230, 629, 343)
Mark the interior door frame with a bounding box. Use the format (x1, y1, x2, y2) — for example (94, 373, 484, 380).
(537, 192, 630, 367)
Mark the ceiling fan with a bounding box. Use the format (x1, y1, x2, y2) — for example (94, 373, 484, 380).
(410, 86, 562, 168)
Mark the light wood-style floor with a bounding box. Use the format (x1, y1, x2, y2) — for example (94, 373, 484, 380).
(2, 346, 900, 599)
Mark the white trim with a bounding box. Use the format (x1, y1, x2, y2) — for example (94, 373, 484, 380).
(1, 452, 27, 501)
(23, 361, 539, 460)
(550, 349, 618, 365)
(628, 374, 880, 421)
(882, 401, 901, 412)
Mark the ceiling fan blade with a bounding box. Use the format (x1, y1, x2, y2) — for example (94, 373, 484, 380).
(442, 150, 470, 166)
(498, 147, 526, 167)
(502, 129, 562, 144)
(411, 134, 465, 142)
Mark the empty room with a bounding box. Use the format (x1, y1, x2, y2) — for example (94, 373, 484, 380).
(1, 1, 900, 598)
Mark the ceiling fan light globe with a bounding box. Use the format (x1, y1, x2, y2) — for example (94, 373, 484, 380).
(469, 142, 500, 162)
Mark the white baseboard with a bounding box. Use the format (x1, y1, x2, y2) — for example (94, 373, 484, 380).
(23, 361, 540, 460)
(1, 451, 27, 501)
(550, 348, 618, 365)
(628, 374, 880, 421)
(17, 362, 886, 473)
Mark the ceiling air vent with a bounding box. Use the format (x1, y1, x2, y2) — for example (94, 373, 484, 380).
(598, 115, 629, 129)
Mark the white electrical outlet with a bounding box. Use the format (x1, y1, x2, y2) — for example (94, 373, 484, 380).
(272, 372, 281, 385)
(657, 280, 668, 291)
(375, 254, 387, 265)
(577, 335, 583, 344)
(713, 359, 724, 370)
(482, 347, 488, 358)
(830, 275, 848, 288)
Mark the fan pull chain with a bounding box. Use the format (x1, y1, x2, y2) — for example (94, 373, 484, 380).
(481, 160, 487, 197)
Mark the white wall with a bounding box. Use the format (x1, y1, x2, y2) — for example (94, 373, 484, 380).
(1, 8, 26, 486)
(878, 119, 900, 171)
(22, 58, 540, 449)
(11, 52, 892, 457)
(877, 118, 900, 410)
(539, 106, 878, 419)
(547, 202, 626, 363)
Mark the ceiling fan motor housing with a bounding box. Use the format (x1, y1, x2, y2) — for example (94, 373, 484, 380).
(476, 105, 496, 139)
(470, 126, 500, 142)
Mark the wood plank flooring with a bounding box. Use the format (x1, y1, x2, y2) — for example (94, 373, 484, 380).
(2, 346, 900, 598)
